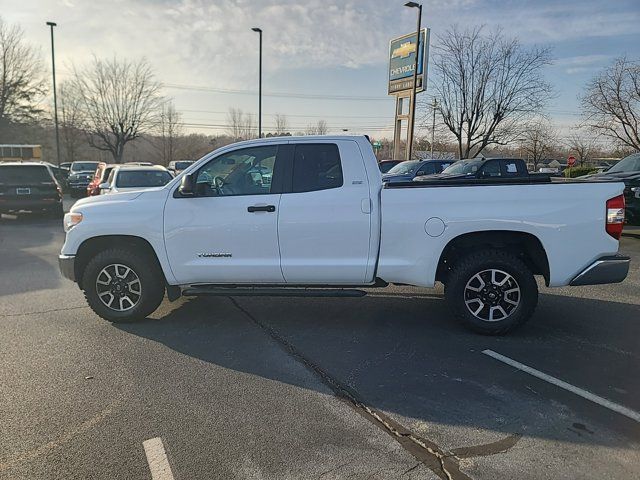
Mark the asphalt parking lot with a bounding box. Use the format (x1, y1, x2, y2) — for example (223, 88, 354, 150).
(1, 198, 639, 480)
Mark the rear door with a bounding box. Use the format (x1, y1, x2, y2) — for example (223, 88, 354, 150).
(277, 140, 372, 284)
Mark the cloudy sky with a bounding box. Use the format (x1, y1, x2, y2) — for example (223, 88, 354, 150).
(3, 0, 640, 139)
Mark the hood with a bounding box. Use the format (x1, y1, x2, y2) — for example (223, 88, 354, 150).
(416, 172, 469, 181)
(381, 173, 413, 182)
(582, 171, 640, 181)
(73, 190, 144, 208)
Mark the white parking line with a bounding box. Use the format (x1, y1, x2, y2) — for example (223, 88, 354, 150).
(143, 437, 175, 480)
(482, 349, 640, 424)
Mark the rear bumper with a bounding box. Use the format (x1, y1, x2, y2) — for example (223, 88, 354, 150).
(58, 254, 76, 282)
(570, 255, 630, 286)
(0, 198, 61, 212)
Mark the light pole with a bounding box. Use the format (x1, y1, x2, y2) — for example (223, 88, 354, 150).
(430, 97, 437, 158)
(404, 1, 422, 160)
(251, 27, 262, 139)
(46, 21, 61, 166)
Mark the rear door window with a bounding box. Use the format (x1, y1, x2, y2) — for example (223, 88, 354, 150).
(291, 144, 343, 193)
(480, 160, 501, 177)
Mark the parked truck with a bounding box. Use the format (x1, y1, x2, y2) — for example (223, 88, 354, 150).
(59, 136, 630, 334)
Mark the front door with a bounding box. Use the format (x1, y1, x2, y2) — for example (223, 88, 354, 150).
(164, 144, 285, 285)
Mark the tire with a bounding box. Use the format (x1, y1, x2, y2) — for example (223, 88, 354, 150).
(444, 249, 538, 335)
(82, 248, 165, 323)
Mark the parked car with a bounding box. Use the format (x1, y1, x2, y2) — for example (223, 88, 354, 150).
(382, 159, 454, 182)
(414, 158, 531, 182)
(67, 161, 100, 198)
(87, 163, 116, 197)
(59, 136, 629, 335)
(99, 165, 173, 194)
(377, 160, 403, 173)
(168, 160, 195, 175)
(0, 162, 63, 217)
(580, 153, 640, 225)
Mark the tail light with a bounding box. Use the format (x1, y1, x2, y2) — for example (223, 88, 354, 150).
(606, 194, 625, 240)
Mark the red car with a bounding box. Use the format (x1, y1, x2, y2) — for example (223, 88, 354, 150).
(87, 162, 116, 196)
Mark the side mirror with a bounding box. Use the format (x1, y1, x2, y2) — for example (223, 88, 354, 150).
(99, 182, 110, 190)
(179, 173, 196, 196)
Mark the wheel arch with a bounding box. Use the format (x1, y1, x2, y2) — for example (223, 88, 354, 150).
(75, 235, 166, 290)
(436, 230, 550, 286)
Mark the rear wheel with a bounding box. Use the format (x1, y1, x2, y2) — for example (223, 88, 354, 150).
(82, 248, 165, 323)
(445, 249, 538, 335)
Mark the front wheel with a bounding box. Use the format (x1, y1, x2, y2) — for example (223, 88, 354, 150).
(82, 248, 165, 322)
(445, 249, 538, 335)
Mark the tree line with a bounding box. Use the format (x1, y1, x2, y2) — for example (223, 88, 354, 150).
(1, 16, 638, 165)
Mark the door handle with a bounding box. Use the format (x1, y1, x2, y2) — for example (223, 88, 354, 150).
(247, 205, 276, 213)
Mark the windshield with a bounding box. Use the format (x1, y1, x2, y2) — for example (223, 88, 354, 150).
(71, 162, 99, 172)
(0, 166, 52, 183)
(115, 170, 172, 188)
(387, 161, 419, 175)
(442, 159, 484, 175)
(175, 161, 194, 170)
(607, 153, 640, 173)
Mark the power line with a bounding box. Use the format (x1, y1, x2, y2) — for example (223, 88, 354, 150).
(165, 83, 397, 102)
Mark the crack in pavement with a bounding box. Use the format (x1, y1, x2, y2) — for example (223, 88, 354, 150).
(450, 434, 521, 459)
(228, 297, 472, 480)
(0, 305, 88, 318)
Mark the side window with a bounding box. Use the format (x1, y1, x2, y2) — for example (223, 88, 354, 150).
(502, 160, 520, 177)
(416, 163, 433, 176)
(480, 160, 501, 177)
(195, 145, 277, 197)
(291, 143, 343, 193)
(440, 162, 452, 173)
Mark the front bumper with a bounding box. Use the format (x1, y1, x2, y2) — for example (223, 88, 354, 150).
(58, 254, 76, 282)
(570, 255, 630, 286)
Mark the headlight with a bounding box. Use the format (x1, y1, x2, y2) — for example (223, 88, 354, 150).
(63, 212, 83, 232)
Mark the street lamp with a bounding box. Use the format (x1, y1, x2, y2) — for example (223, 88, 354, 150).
(251, 27, 262, 139)
(404, 1, 422, 160)
(46, 21, 60, 166)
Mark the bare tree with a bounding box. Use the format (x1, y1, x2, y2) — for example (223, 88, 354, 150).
(305, 119, 328, 135)
(72, 57, 163, 163)
(0, 16, 47, 128)
(155, 101, 182, 165)
(581, 57, 640, 150)
(520, 119, 557, 170)
(274, 113, 289, 135)
(57, 81, 84, 164)
(566, 129, 598, 166)
(226, 108, 255, 140)
(432, 26, 553, 159)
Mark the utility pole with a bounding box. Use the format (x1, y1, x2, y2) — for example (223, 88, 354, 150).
(46, 21, 60, 166)
(430, 97, 437, 158)
(251, 27, 263, 139)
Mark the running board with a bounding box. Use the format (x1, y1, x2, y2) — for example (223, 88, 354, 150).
(181, 287, 367, 298)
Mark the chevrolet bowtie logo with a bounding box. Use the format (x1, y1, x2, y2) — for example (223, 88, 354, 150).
(392, 41, 416, 59)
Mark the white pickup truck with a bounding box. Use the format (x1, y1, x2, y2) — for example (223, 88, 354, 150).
(59, 136, 630, 334)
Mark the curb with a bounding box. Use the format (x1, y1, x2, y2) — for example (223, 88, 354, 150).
(622, 231, 640, 240)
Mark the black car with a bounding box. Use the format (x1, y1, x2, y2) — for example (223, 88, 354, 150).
(414, 158, 530, 181)
(67, 161, 100, 198)
(581, 153, 640, 225)
(382, 159, 455, 182)
(0, 162, 64, 217)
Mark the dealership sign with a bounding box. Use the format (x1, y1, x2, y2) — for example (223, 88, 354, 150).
(388, 28, 430, 95)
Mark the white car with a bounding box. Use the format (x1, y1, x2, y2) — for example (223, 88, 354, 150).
(60, 136, 629, 335)
(99, 165, 173, 194)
